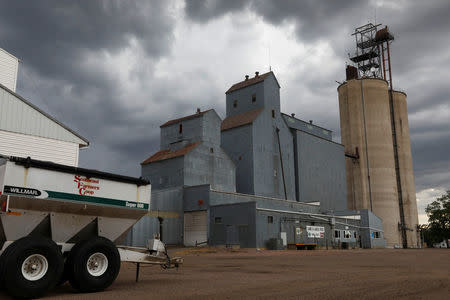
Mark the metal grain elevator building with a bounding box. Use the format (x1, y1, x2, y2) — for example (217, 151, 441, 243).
(338, 24, 419, 248)
(126, 70, 385, 249)
(222, 71, 347, 210)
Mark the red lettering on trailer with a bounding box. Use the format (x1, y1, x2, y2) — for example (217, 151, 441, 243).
(74, 175, 100, 196)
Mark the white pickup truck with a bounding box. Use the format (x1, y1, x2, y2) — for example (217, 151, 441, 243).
(0, 156, 181, 298)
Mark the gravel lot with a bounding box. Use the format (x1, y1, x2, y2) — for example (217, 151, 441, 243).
(1, 248, 449, 299)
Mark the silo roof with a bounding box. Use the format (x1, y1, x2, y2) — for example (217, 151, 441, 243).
(221, 107, 264, 131)
(141, 141, 201, 165)
(225, 71, 279, 94)
(160, 109, 213, 128)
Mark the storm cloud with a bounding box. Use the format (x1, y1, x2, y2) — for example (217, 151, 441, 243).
(0, 0, 448, 223)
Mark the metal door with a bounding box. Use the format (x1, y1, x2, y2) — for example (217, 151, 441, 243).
(226, 225, 238, 246)
(238, 225, 249, 248)
(184, 211, 207, 246)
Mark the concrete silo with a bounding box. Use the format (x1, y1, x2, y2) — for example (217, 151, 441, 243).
(392, 91, 420, 247)
(338, 24, 419, 248)
(338, 78, 402, 247)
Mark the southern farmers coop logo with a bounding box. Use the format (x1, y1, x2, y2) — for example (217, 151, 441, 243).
(73, 175, 100, 196)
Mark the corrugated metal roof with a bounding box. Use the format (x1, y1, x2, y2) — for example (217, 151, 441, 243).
(281, 113, 337, 142)
(221, 107, 264, 131)
(141, 141, 201, 165)
(160, 109, 212, 128)
(281, 113, 332, 133)
(225, 71, 279, 94)
(0, 83, 89, 146)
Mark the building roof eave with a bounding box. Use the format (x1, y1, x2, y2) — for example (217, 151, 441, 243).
(0, 83, 89, 146)
(221, 107, 264, 131)
(141, 141, 201, 165)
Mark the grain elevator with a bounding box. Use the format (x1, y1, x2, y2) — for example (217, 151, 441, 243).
(338, 24, 419, 248)
(127, 70, 386, 249)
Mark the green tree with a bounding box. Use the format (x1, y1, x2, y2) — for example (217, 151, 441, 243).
(424, 190, 450, 247)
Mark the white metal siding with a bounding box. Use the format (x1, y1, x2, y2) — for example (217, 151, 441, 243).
(0, 86, 87, 146)
(0, 48, 18, 92)
(184, 211, 207, 246)
(0, 130, 79, 166)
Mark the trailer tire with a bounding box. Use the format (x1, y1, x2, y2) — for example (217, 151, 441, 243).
(0, 243, 15, 289)
(56, 263, 69, 286)
(2, 236, 64, 299)
(66, 236, 120, 293)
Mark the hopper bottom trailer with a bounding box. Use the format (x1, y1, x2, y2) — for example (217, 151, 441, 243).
(0, 156, 182, 299)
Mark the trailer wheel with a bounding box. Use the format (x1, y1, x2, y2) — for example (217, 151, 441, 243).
(66, 236, 120, 293)
(2, 236, 64, 299)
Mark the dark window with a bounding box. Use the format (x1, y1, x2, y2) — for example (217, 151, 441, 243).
(268, 216, 273, 224)
(272, 110, 275, 118)
(179, 124, 182, 134)
(374, 231, 380, 238)
(210, 148, 214, 153)
(252, 94, 256, 103)
(334, 230, 340, 238)
(214, 217, 222, 224)
(354, 232, 357, 238)
(233, 100, 237, 108)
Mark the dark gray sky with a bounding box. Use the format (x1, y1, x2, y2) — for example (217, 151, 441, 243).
(1, 0, 448, 223)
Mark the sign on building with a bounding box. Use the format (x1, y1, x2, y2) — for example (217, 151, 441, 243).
(306, 226, 325, 238)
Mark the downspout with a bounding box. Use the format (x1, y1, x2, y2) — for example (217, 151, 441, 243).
(293, 130, 300, 202)
(385, 40, 408, 249)
(360, 80, 373, 211)
(276, 128, 287, 200)
(389, 89, 407, 249)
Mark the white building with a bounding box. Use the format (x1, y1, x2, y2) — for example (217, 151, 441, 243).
(0, 48, 19, 92)
(0, 48, 88, 166)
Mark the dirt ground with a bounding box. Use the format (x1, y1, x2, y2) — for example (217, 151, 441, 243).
(1, 248, 449, 299)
